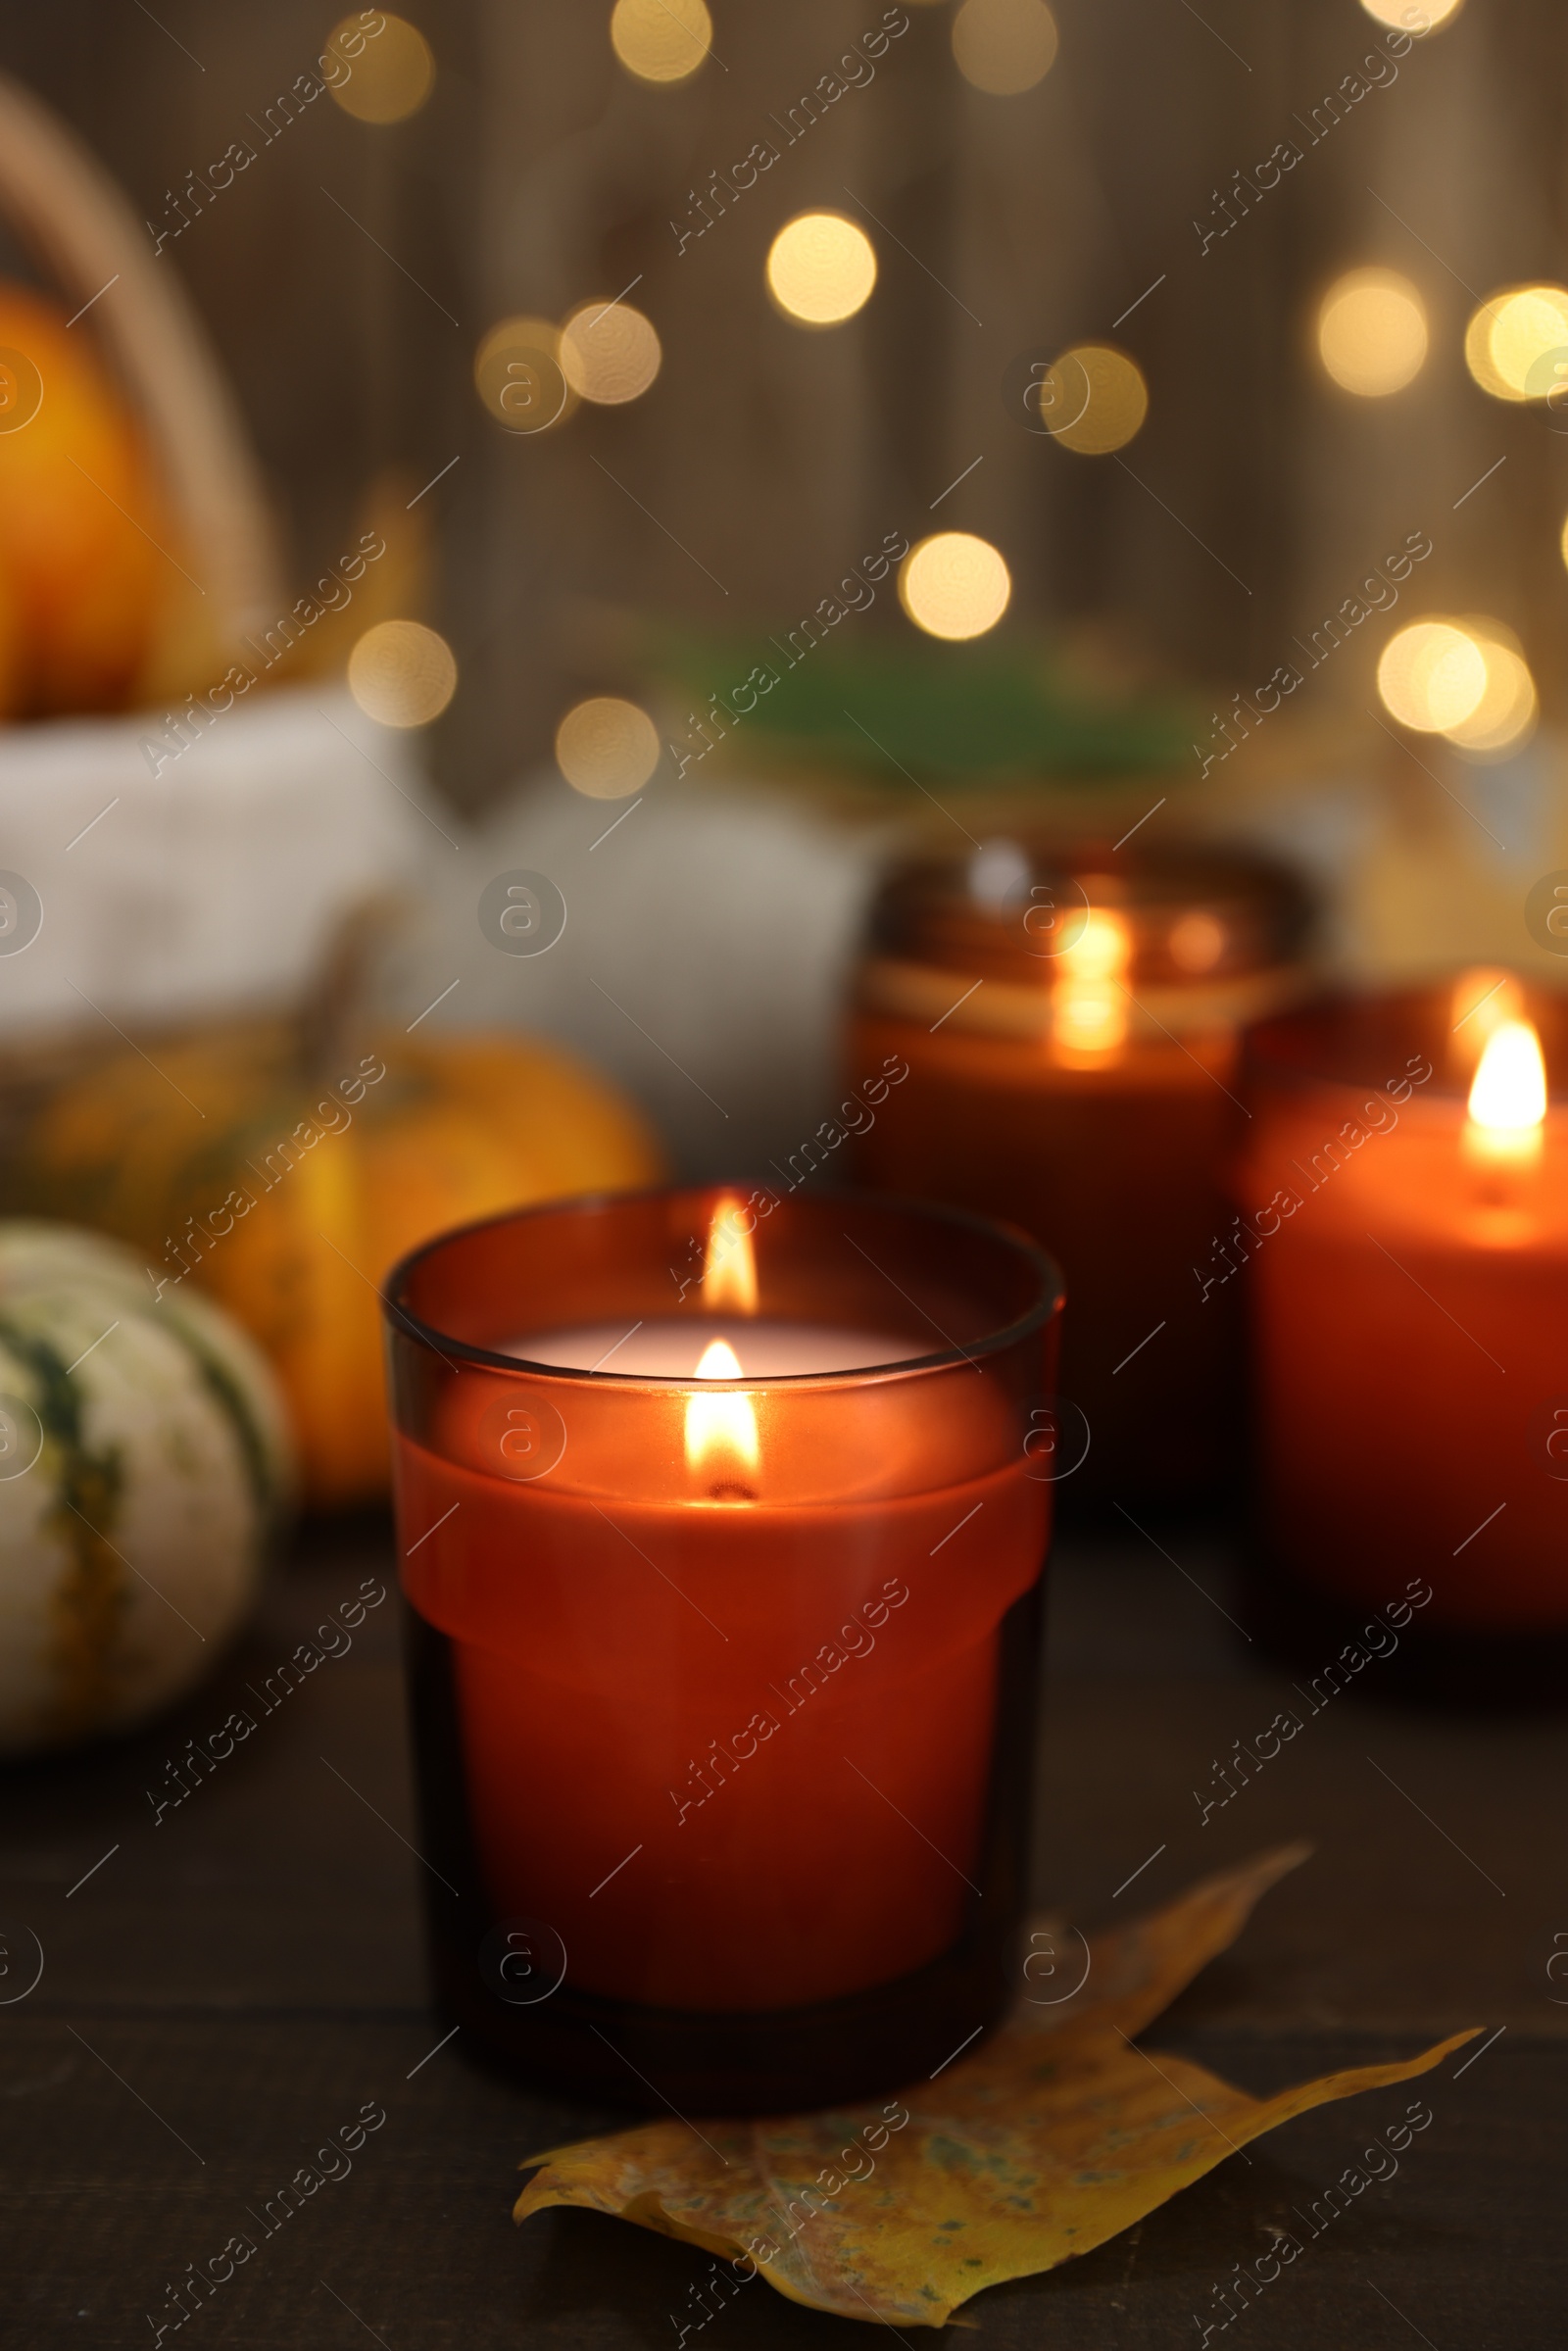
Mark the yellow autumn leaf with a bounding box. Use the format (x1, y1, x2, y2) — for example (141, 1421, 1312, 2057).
(514, 1845, 1480, 2327)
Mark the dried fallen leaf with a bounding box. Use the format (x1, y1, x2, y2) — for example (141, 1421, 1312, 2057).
(514, 1845, 1479, 2327)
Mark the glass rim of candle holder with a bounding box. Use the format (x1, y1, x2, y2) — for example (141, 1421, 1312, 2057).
(858, 833, 1316, 1046)
(383, 1185, 1064, 2112)
(1244, 979, 1568, 1107)
(384, 1181, 1064, 1392)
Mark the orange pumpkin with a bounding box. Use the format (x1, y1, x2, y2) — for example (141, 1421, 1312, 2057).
(0, 281, 179, 713)
(19, 1023, 665, 1507)
(0, 557, 22, 718)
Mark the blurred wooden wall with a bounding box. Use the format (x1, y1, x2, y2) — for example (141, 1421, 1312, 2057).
(2, 0, 1566, 808)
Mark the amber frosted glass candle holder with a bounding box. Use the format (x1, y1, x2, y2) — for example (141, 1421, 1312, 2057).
(1237, 981, 1568, 1694)
(845, 837, 1311, 1507)
(384, 1187, 1061, 2112)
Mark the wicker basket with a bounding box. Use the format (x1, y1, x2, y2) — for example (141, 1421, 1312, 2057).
(0, 73, 434, 1114)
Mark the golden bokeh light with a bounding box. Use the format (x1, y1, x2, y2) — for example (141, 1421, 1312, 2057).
(765, 214, 877, 326)
(1445, 622, 1538, 758)
(1360, 0, 1463, 26)
(1168, 909, 1227, 974)
(555, 697, 662, 799)
(611, 0, 712, 84)
(347, 619, 457, 727)
(899, 533, 1012, 641)
(952, 0, 1059, 94)
(1317, 269, 1428, 396)
(1035, 344, 1148, 454)
(1465, 284, 1568, 402)
(559, 300, 662, 404)
(327, 13, 435, 123)
(473, 316, 575, 432)
(1376, 619, 1488, 734)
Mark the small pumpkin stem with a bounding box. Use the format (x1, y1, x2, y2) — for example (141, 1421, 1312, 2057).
(297, 894, 407, 1086)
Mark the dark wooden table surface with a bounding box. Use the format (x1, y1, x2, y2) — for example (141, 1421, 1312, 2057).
(4, 1515, 1562, 2349)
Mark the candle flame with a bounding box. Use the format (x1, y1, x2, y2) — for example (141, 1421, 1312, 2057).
(1054, 906, 1130, 1059)
(703, 1196, 758, 1314)
(1465, 1017, 1546, 1169)
(684, 1336, 760, 1479)
(1468, 1019, 1546, 1129)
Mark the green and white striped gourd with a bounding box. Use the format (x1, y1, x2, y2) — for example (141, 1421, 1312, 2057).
(0, 1222, 294, 1754)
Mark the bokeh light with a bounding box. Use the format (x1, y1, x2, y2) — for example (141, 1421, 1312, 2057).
(559, 301, 662, 404)
(473, 316, 575, 432)
(765, 214, 877, 326)
(1376, 619, 1488, 733)
(555, 697, 662, 798)
(1465, 284, 1568, 402)
(1360, 0, 1463, 25)
(899, 533, 1012, 641)
(1445, 622, 1538, 758)
(952, 0, 1059, 94)
(610, 0, 712, 83)
(1168, 910, 1227, 974)
(347, 620, 457, 727)
(1035, 344, 1148, 453)
(1317, 269, 1428, 396)
(327, 13, 435, 123)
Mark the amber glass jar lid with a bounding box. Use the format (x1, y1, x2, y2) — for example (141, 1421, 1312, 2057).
(866, 836, 1313, 986)
(857, 836, 1315, 1044)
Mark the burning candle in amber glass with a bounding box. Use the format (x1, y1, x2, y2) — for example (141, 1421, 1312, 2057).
(384, 1186, 1061, 2112)
(1237, 979, 1568, 1695)
(845, 839, 1312, 1505)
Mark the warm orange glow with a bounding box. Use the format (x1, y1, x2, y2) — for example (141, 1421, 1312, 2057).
(684, 1337, 760, 1479)
(1465, 1019, 1546, 1168)
(1169, 909, 1227, 974)
(1054, 906, 1130, 1058)
(702, 1197, 759, 1315)
(1450, 967, 1524, 1069)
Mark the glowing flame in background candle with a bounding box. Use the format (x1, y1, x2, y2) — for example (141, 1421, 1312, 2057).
(684, 1338, 760, 1483)
(1464, 1019, 1547, 1170)
(703, 1195, 759, 1314)
(1054, 906, 1130, 1060)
